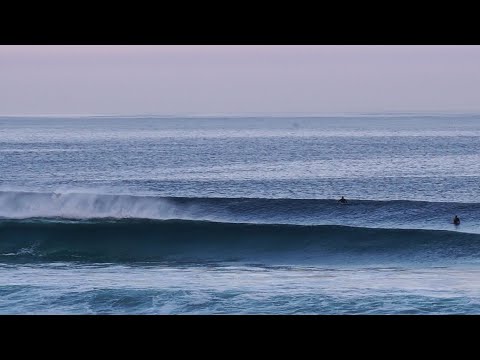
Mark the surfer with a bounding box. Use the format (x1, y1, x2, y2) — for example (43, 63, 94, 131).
(338, 196, 348, 204)
(453, 215, 460, 226)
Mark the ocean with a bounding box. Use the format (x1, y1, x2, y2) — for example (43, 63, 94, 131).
(1, 114, 479, 314)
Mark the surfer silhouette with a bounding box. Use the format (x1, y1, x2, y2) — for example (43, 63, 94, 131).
(338, 196, 348, 204)
(453, 215, 460, 225)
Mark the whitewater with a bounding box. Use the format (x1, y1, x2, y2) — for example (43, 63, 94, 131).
(1, 115, 480, 314)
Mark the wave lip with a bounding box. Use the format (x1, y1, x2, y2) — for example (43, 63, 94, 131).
(1, 219, 479, 264)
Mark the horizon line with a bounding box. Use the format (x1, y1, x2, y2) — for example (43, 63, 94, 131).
(1, 110, 480, 119)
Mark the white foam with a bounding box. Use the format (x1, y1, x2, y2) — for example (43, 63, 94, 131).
(0, 190, 198, 220)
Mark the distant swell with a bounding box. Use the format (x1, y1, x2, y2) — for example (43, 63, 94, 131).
(1, 219, 479, 264)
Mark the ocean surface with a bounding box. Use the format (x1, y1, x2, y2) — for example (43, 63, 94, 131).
(1, 114, 480, 314)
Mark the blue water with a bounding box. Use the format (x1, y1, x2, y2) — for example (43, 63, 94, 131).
(1, 114, 480, 314)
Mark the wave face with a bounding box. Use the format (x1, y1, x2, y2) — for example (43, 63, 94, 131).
(1, 219, 479, 264)
(1, 191, 478, 265)
(0, 191, 479, 233)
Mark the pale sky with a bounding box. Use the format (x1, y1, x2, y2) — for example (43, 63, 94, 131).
(1, 45, 480, 115)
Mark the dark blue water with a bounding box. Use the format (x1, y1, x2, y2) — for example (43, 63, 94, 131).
(1, 114, 480, 314)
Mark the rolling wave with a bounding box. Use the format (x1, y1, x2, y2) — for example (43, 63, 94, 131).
(1, 219, 479, 264)
(0, 190, 477, 216)
(0, 190, 478, 233)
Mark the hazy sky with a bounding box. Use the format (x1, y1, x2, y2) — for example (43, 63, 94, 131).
(1, 45, 480, 115)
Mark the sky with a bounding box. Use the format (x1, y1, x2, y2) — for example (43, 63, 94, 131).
(1, 45, 480, 116)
